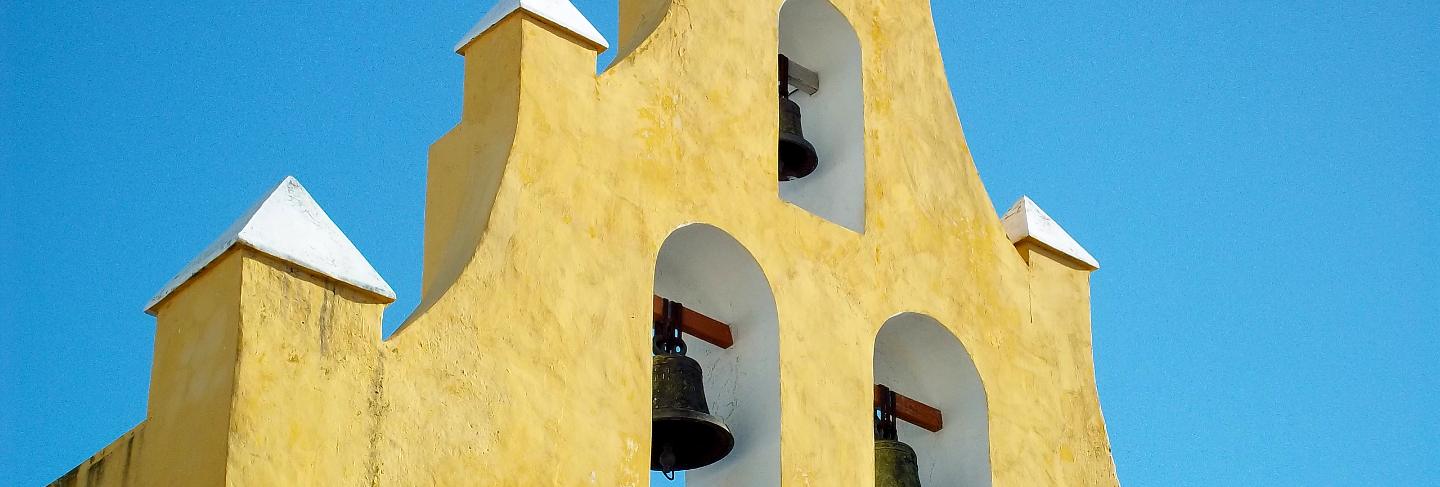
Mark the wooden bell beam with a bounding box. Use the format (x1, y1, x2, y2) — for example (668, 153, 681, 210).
(652, 296, 735, 349)
(783, 56, 820, 95)
(875, 384, 944, 433)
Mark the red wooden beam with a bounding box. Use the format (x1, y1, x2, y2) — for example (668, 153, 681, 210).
(652, 296, 734, 349)
(875, 384, 944, 432)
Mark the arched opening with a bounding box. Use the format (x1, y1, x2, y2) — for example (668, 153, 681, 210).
(652, 224, 780, 485)
(873, 313, 991, 485)
(778, 0, 866, 232)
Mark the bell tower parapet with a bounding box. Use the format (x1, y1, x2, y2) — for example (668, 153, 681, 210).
(136, 176, 392, 485)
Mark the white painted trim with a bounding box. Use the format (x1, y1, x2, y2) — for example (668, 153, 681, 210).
(144, 176, 396, 315)
(454, 0, 609, 53)
(1001, 196, 1100, 269)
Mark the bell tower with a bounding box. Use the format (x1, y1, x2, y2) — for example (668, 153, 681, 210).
(51, 0, 1121, 485)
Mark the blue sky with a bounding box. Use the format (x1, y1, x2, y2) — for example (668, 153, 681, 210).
(2, 1, 1436, 485)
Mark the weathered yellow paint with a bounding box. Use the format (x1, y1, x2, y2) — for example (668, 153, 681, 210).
(1018, 242, 1121, 486)
(136, 249, 244, 486)
(55, 1, 1120, 485)
(49, 425, 144, 487)
(53, 249, 390, 486)
(225, 251, 388, 485)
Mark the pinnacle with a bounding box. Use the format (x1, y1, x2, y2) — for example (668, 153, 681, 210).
(144, 176, 396, 314)
(454, 0, 610, 54)
(1001, 196, 1099, 270)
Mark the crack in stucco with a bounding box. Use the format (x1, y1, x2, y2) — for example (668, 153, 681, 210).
(363, 352, 388, 486)
(317, 282, 335, 357)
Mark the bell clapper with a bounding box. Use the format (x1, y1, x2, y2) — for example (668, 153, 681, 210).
(659, 443, 678, 480)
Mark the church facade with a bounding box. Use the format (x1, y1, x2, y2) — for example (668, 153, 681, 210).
(52, 0, 1119, 485)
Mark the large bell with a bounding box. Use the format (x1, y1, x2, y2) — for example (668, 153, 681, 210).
(652, 353, 734, 475)
(651, 300, 734, 479)
(875, 385, 922, 486)
(875, 439, 923, 487)
(778, 55, 819, 181)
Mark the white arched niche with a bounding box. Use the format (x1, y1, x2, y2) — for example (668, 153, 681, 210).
(779, 0, 866, 232)
(873, 313, 991, 486)
(652, 224, 781, 486)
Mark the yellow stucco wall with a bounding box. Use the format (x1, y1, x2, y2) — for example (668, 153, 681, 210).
(54, 250, 245, 486)
(49, 425, 145, 487)
(56, 1, 1119, 485)
(1018, 242, 1121, 486)
(138, 249, 245, 486)
(225, 252, 389, 485)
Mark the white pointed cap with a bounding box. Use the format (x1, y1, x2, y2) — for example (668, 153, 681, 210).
(454, 0, 609, 54)
(1001, 196, 1099, 270)
(145, 176, 397, 315)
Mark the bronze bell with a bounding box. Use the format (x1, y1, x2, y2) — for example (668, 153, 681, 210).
(876, 440, 922, 487)
(652, 300, 734, 480)
(778, 55, 819, 181)
(876, 386, 923, 487)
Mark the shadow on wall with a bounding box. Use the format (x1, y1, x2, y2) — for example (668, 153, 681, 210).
(874, 313, 992, 486)
(653, 223, 781, 486)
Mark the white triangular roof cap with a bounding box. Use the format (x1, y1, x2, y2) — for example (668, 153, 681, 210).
(144, 176, 396, 315)
(454, 0, 609, 53)
(1001, 196, 1100, 270)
